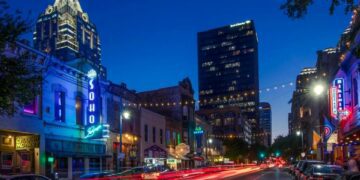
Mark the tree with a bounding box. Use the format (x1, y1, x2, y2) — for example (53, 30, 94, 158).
(281, 0, 357, 19)
(223, 138, 249, 163)
(0, 0, 43, 116)
(270, 134, 301, 160)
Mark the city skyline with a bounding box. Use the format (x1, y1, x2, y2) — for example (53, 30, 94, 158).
(9, 0, 351, 140)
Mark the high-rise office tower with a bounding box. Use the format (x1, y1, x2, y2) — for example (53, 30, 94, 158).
(34, 0, 101, 64)
(259, 102, 272, 147)
(197, 20, 259, 143)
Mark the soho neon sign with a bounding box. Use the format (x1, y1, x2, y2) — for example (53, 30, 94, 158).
(87, 69, 97, 125)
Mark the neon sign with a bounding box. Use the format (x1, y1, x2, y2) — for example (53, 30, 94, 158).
(194, 127, 204, 135)
(85, 69, 102, 139)
(330, 78, 348, 120)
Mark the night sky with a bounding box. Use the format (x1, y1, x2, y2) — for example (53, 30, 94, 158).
(9, 0, 351, 140)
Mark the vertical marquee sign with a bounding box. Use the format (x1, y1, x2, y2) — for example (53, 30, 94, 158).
(330, 78, 348, 120)
(85, 69, 102, 139)
(194, 126, 204, 154)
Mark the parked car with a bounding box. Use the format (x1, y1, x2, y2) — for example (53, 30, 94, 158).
(0, 174, 51, 180)
(288, 161, 298, 174)
(296, 160, 325, 179)
(341, 172, 360, 180)
(301, 164, 343, 180)
(294, 160, 305, 177)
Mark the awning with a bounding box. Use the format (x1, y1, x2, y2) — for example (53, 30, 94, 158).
(192, 156, 204, 161)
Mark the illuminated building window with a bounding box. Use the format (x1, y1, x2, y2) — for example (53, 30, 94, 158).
(55, 91, 65, 122)
(202, 61, 213, 67)
(215, 119, 221, 126)
(228, 86, 235, 91)
(224, 118, 234, 125)
(23, 98, 37, 115)
(225, 62, 240, 68)
(228, 46, 236, 51)
(76, 96, 84, 125)
(209, 67, 216, 71)
(233, 50, 240, 56)
(221, 41, 232, 47)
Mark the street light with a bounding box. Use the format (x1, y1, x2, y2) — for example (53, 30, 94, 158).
(207, 138, 213, 165)
(313, 84, 325, 96)
(117, 110, 130, 171)
(296, 130, 304, 158)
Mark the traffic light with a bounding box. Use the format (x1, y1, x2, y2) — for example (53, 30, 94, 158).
(47, 156, 54, 163)
(260, 152, 265, 158)
(275, 151, 280, 157)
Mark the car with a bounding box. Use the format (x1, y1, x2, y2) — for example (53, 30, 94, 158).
(296, 160, 325, 179)
(294, 160, 305, 177)
(301, 164, 343, 180)
(0, 174, 50, 180)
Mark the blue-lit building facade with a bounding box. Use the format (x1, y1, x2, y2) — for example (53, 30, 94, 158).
(259, 102, 271, 147)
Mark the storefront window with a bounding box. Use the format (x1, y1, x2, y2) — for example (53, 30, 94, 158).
(1, 153, 13, 169)
(72, 158, 84, 172)
(90, 158, 100, 172)
(55, 157, 68, 172)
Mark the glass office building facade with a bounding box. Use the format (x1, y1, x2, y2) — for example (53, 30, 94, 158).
(197, 20, 259, 141)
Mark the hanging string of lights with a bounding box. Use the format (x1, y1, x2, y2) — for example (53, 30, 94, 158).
(122, 81, 295, 107)
(210, 132, 271, 139)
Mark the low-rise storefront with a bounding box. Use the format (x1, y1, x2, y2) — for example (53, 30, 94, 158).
(0, 130, 40, 175)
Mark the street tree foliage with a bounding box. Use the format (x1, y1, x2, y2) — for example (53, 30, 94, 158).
(0, 0, 43, 116)
(223, 139, 249, 162)
(270, 134, 301, 160)
(281, 0, 357, 19)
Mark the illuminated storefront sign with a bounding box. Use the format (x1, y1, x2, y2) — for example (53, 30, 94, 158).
(334, 79, 345, 111)
(194, 127, 204, 135)
(85, 69, 104, 139)
(330, 78, 348, 120)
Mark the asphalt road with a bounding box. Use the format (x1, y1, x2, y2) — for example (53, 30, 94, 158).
(224, 167, 294, 180)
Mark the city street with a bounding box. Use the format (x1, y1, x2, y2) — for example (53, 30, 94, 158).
(174, 166, 293, 180)
(2, 0, 358, 179)
(224, 168, 293, 180)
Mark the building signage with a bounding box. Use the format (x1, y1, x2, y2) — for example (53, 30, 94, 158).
(85, 69, 104, 139)
(334, 79, 345, 111)
(16, 136, 40, 150)
(194, 127, 204, 135)
(330, 78, 347, 120)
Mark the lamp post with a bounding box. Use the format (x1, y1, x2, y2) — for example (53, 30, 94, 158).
(117, 110, 130, 171)
(207, 138, 213, 164)
(296, 130, 304, 158)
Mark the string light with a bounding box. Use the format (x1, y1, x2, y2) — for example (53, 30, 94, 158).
(120, 81, 301, 107)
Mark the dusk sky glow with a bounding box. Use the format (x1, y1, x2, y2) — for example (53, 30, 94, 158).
(10, 0, 351, 140)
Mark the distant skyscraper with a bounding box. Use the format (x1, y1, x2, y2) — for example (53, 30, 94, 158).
(197, 20, 259, 142)
(34, 0, 101, 64)
(259, 102, 271, 147)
